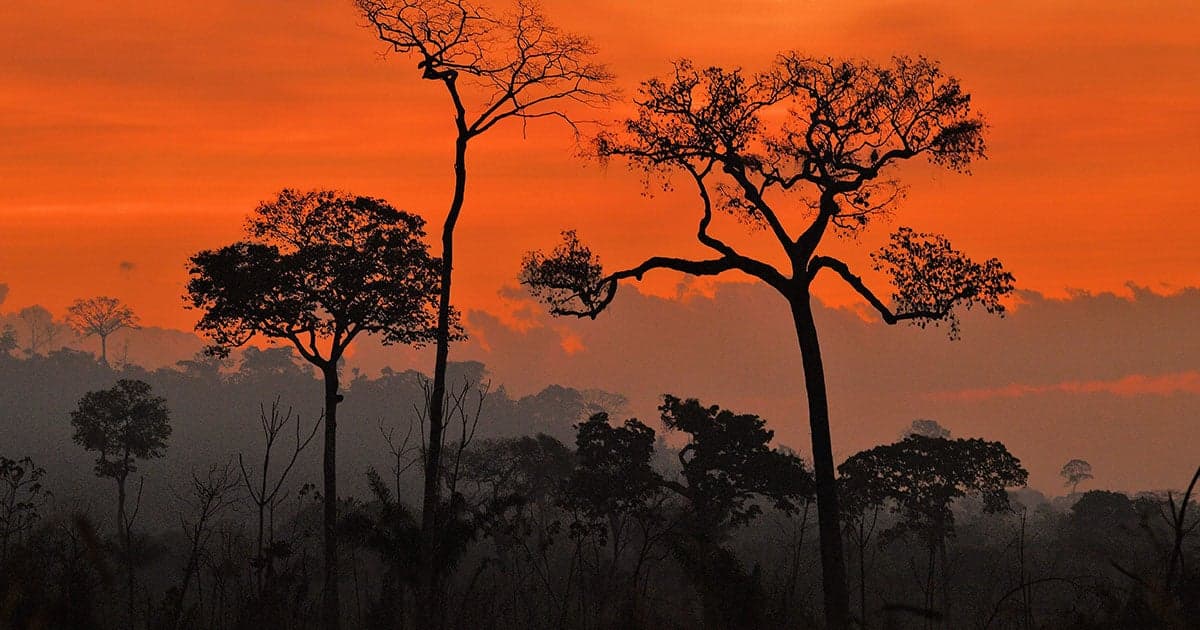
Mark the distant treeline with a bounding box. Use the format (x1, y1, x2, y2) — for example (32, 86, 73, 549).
(1, 348, 1198, 629)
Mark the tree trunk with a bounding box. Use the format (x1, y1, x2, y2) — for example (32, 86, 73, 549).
(789, 296, 851, 630)
(100, 333, 109, 366)
(115, 474, 134, 630)
(419, 132, 469, 630)
(322, 364, 341, 630)
(116, 475, 127, 543)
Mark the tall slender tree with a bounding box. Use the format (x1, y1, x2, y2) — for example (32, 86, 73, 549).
(354, 1, 613, 621)
(65, 296, 139, 366)
(521, 55, 1015, 629)
(185, 189, 443, 630)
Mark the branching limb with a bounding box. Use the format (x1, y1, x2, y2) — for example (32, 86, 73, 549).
(521, 230, 783, 319)
(811, 227, 1014, 339)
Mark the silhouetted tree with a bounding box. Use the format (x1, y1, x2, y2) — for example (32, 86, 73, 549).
(185, 188, 442, 629)
(69, 378, 171, 629)
(18, 305, 59, 356)
(903, 419, 951, 440)
(171, 461, 241, 629)
(459, 433, 575, 623)
(238, 399, 321, 603)
(0, 455, 49, 565)
(521, 54, 1015, 629)
(838, 435, 1027, 627)
(563, 398, 812, 628)
(658, 395, 813, 629)
(65, 295, 140, 365)
(1061, 458, 1094, 495)
(354, 2, 613, 621)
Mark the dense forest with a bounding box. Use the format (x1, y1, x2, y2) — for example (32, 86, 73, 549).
(1, 345, 1198, 629)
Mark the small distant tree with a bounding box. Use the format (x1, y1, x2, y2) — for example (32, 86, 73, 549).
(186, 188, 443, 628)
(838, 435, 1027, 626)
(521, 54, 1015, 629)
(69, 378, 171, 629)
(18, 305, 60, 356)
(1060, 459, 1094, 495)
(903, 419, 951, 440)
(65, 296, 140, 366)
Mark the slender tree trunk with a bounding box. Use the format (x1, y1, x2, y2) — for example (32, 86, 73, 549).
(789, 295, 851, 630)
(117, 475, 127, 543)
(858, 523, 868, 629)
(321, 364, 341, 630)
(115, 474, 134, 630)
(255, 494, 266, 596)
(420, 131, 469, 630)
(100, 334, 109, 366)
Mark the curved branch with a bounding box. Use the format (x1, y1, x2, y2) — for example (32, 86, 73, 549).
(810, 256, 947, 324)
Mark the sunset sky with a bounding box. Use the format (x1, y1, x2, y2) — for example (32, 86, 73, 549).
(2, 1, 1198, 491)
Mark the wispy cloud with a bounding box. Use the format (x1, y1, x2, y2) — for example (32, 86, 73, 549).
(926, 371, 1200, 402)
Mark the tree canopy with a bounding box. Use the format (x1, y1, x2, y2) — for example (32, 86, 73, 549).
(838, 434, 1028, 544)
(70, 379, 171, 482)
(185, 189, 445, 366)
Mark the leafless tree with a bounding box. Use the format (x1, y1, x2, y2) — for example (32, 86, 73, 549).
(18, 305, 60, 356)
(354, 2, 613, 623)
(172, 462, 242, 630)
(237, 399, 321, 598)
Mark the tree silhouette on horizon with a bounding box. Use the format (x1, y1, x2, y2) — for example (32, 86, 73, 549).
(521, 54, 1015, 629)
(184, 188, 443, 630)
(65, 296, 139, 366)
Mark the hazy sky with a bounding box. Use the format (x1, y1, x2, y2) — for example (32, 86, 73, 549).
(2, 1, 1198, 491)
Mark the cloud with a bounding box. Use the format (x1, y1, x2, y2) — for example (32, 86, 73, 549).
(927, 371, 1200, 402)
(435, 282, 1200, 494)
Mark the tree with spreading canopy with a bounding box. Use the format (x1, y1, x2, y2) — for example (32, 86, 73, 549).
(521, 54, 1015, 629)
(184, 188, 443, 630)
(65, 296, 139, 366)
(838, 435, 1028, 627)
(352, 2, 614, 621)
(1061, 458, 1094, 495)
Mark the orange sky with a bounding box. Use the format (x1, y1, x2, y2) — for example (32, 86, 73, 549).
(2, 0, 1199, 327)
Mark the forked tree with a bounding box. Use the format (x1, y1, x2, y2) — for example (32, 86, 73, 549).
(521, 55, 1015, 629)
(65, 296, 139, 365)
(185, 189, 442, 630)
(354, 0, 613, 620)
